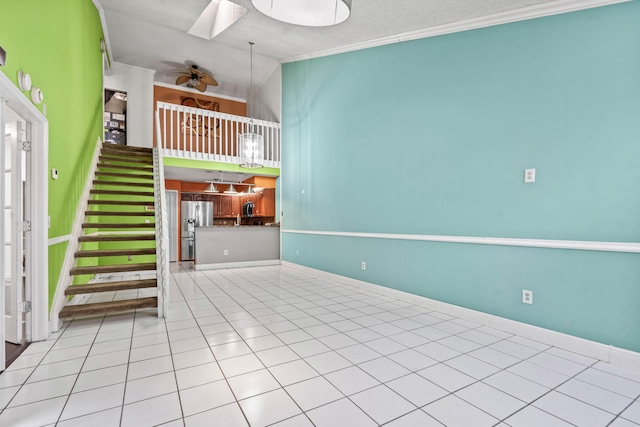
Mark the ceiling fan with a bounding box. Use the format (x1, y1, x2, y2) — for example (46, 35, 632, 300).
(175, 64, 218, 92)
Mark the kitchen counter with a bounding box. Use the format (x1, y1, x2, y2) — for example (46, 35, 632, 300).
(194, 226, 280, 270)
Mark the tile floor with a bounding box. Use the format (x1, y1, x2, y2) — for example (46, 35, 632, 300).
(1, 263, 639, 426)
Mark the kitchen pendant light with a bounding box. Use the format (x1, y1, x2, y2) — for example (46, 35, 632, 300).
(239, 42, 264, 168)
(251, 0, 351, 27)
(245, 185, 255, 194)
(204, 182, 220, 193)
(225, 184, 238, 194)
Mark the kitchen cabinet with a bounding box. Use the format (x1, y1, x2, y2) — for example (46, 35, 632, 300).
(260, 188, 276, 217)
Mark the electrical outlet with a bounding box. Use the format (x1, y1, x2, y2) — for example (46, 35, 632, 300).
(128, 255, 133, 261)
(223, 249, 229, 256)
(524, 168, 536, 183)
(522, 289, 533, 304)
(361, 262, 366, 270)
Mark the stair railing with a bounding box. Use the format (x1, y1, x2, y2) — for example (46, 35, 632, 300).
(153, 114, 170, 318)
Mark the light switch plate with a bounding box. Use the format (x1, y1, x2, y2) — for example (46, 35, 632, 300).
(524, 168, 536, 183)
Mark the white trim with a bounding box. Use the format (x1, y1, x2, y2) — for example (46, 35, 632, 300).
(282, 229, 640, 254)
(153, 82, 247, 103)
(280, 0, 630, 64)
(0, 71, 49, 343)
(282, 261, 640, 372)
(195, 259, 281, 270)
(48, 235, 72, 246)
(92, 0, 112, 72)
(50, 138, 103, 333)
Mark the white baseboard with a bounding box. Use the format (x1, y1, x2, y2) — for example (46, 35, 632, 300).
(195, 260, 281, 271)
(281, 261, 640, 373)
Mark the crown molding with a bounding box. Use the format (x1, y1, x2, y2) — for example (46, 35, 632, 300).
(281, 0, 630, 64)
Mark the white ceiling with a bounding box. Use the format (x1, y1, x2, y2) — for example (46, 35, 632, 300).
(98, 0, 561, 101)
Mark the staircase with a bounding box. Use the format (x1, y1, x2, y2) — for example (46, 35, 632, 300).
(59, 144, 159, 318)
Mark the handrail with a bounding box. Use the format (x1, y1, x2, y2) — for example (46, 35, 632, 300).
(153, 112, 170, 317)
(155, 101, 281, 168)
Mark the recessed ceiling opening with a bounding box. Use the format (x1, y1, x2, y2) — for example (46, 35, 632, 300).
(188, 0, 248, 40)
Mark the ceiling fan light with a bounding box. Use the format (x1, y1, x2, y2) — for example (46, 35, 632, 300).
(251, 0, 351, 27)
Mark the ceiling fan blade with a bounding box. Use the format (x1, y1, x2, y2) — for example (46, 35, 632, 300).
(176, 75, 191, 85)
(199, 73, 218, 86)
(194, 80, 207, 92)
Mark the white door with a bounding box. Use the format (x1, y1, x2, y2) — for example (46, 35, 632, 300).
(4, 114, 27, 345)
(166, 190, 178, 262)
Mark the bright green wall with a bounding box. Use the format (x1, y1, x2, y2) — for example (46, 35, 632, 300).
(282, 3, 640, 351)
(1, 0, 105, 308)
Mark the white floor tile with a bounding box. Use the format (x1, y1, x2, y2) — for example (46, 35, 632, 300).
(81, 349, 129, 373)
(306, 397, 376, 427)
(131, 333, 168, 349)
(172, 348, 216, 370)
(121, 392, 183, 427)
(387, 373, 448, 406)
(533, 391, 615, 426)
(256, 346, 300, 367)
(175, 362, 224, 390)
(504, 405, 573, 427)
(0, 367, 35, 388)
(418, 363, 476, 392)
(489, 340, 539, 359)
(456, 329, 502, 346)
(364, 337, 407, 356)
(621, 401, 640, 424)
(424, 394, 498, 427)
(184, 402, 248, 427)
(445, 354, 501, 380)
(318, 333, 358, 350)
(0, 396, 67, 427)
(344, 328, 384, 343)
(358, 357, 411, 382)
(468, 347, 520, 369)
(557, 378, 633, 414)
(60, 383, 126, 421)
(270, 414, 314, 426)
(56, 407, 122, 427)
(218, 353, 264, 378)
(245, 334, 285, 352)
(127, 355, 174, 381)
(336, 343, 382, 365)
(414, 342, 461, 362)
(305, 351, 352, 374)
(124, 372, 178, 404)
(285, 376, 343, 410)
(227, 369, 281, 400)
(268, 359, 320, 386)
(205, 331, 242, 346)
(0, 385, 20, 409)
(593, 362, 640, 384)
(9, 374, 76, 407)
(325, 366, 380, 396)
(129, 342, 171, 362)
(544, 347, 597, 366)
(575, 369, 640, 399)
(385, 409, 445, 426)
(351, 384, 415, 424)
(483, 370, 549, 403)
(412, 326, 451, 341)
(239, 388, 301, 427)
(5, 352, 46, 371)
(527, 352, 588, 376)
(437, 336, 482, 353)
(507, 360, 570, 388)
(388, 331, 430, 348)
(276, 329, 314, 345)
(28, 358, 84, 382)
(211, 341, 252, 360)
(180, 379, 236, 416)
(610, 418, 640, 427)
(455, 381, 525, 419)
(73, 364, 127, 393)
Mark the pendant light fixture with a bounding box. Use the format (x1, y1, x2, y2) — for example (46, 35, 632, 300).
(239, 42, 264, 168)
(251, 0, 351, 27)
(225, 184, 239, 194)
(204, 182, 220, 193)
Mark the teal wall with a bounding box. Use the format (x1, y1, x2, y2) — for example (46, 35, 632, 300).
(281, 3, 640, 352)
(1, 0, 105, 308)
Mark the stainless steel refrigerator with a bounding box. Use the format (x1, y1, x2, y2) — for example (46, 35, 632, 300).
(181, 201, 214, 261)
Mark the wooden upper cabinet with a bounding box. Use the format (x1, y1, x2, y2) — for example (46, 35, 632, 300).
(260, 188, 276, 217)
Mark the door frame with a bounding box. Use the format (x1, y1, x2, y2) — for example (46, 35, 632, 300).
(165, 189, 179, 262)
(0, 71, 49, 349)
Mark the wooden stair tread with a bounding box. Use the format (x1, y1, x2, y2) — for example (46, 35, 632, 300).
(95, 171, 153, 180)
(75, 248, 157, 258)
(90, 189, 154, 197)
(99, 155, 153, 165)
(70, 262, 156, 275)
(78, 234, 155, 242)
(88, 200, 154, 206)
(102, 145, 153, 154)
(59, 297, 157, 318)
(85, 211, 154, 216)
(82, 223, 155, 229)
(101, 149, 153, 158)
(97, 163, 153, 172)
(65, 279, 157, 295)
(93, 180, 155, 188)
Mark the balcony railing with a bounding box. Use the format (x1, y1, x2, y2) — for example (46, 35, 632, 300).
(155, 101, 281, 168)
